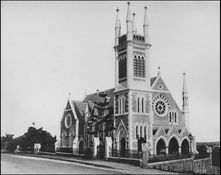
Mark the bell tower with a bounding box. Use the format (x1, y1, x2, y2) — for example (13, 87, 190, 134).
(114, 2, 151, 91)
(113, 2, 153, 154)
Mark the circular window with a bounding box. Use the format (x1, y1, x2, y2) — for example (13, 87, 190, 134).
(152, 94, 170, 117)
(158, 84, 163, 90)
(65, 114, 72, 128)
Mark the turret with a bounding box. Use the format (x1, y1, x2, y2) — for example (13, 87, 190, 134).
(115, 8, 121, 46)
(143, 6, 149, 44)
(132, 13, 137, 34)
(182, 72, 190, 131)
(126, 2, 133, 41)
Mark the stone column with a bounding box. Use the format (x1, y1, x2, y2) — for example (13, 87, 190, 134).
(179, 146, 181, 155)
(166, 146, 169, 155)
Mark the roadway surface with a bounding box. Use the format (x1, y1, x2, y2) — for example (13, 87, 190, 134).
(1, 153, 179, 174)
(1, 154, 125, 174)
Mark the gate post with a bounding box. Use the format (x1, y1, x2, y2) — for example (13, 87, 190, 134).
(34, 143, 41, 154)
(141, 143, 149, 168)
(93, 137, 99, 159)
(105, 137, 112, 160)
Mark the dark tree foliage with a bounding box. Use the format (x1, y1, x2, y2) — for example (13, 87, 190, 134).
(19, 127, 57, 152)
(1, 133, 14, 150)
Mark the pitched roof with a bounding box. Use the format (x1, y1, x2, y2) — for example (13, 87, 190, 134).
(72, 77, 157, 116)
(83, 88, 115, 108)
(150, 77, 157, 86)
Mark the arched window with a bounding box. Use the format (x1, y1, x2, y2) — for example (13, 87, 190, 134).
(140, 126, 143, 138)
(169, 112, 172, 123)
(137, 97, 140, 113)
(141, 97, 144, 113)
(122, 97, 125, 114)
(133, 55, 137, 77)
(144, 126, 146, 138)
(174, 112, 177, 123)
(133, 54, 145, 78)
(136, 126, 138, 138)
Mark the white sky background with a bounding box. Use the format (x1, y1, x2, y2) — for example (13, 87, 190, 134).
(1, 1, 220, 142)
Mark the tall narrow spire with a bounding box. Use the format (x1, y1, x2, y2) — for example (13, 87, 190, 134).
(126, 2, 132, 22)
(182, 72, 190, 132)
(132, 13, 137, 34)
(126, 2, 133, 41)
(115, 7, 121, 46)
(143, 6, 150, 43)
(182, 72, 188, 93)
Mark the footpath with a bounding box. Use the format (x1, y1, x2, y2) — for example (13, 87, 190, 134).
(3, 152, 183, 174)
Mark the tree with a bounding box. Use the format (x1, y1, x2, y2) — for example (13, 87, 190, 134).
(1, 133, 14, 150)
(20, 126, 57, 152)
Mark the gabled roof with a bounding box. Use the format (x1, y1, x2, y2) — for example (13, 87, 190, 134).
(83, 88, 115, 108)
(71, 77, 158, 117)
(150, 77, 157, 86)
(72, 101, 87, 117)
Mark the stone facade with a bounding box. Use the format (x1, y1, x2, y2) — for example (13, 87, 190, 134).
(58, 3, 197, 158)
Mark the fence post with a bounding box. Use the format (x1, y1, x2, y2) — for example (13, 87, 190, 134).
(93, 137, 99, 159)
(105, 137, 112, 160)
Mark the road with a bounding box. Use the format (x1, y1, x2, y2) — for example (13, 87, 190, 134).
(1, 154, 126, 174)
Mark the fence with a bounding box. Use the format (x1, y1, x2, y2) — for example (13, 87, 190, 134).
(111, 149, 142, 159)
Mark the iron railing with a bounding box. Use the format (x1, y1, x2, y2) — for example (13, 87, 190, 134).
(111, 149, 143, 159)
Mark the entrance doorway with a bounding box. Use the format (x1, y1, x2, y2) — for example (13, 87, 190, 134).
(181, 139, 189, 155)
(79, 141, 84, 154)
(168, 137, 179, 154)
(120, 138, 126, 157)
(156, 138, 166, 155)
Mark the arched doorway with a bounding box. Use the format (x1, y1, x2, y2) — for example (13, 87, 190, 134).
(181, 139, 189, 155)
(120, 138, 126, 157)
(79, 141, 84, 154)
(156, 138, 166, 155)
(168, 137, 179, 154)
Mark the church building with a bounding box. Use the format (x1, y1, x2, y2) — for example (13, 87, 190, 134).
(58, 2, 198, 158)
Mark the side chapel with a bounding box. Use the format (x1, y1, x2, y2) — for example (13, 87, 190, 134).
(58, 2, 198, 157)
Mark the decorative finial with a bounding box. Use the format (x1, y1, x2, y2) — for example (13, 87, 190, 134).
(157, 66, 160, 76)
(68, 92, 71, 99)
(144, 6, 147, 10)
(116, 7, 119, 13)
(183, 72, 186, 76)
(127, 2, 130, 6)
(133, 12, 135, 16)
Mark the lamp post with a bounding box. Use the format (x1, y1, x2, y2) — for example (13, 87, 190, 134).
(188, 133, 194, 157)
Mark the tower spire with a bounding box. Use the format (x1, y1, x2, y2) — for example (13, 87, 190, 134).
(182, 72, 190, 132)
(182, 72, 188, 93)
(132, 13, 137, 34)
(143, 6, 149, 43)
(126, 2, 133, 41)
(115, 7, 121, 46)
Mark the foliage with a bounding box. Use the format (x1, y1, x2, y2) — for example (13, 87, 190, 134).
(2, 127, 57, 153)
(19, 127, 57, 152)
(1, 133, 14, 150)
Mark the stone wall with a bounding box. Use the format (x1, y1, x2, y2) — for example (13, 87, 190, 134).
(147, 157, 212, 174)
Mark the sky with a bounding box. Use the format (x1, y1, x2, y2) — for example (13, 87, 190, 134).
(1, 1, 220, 142)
